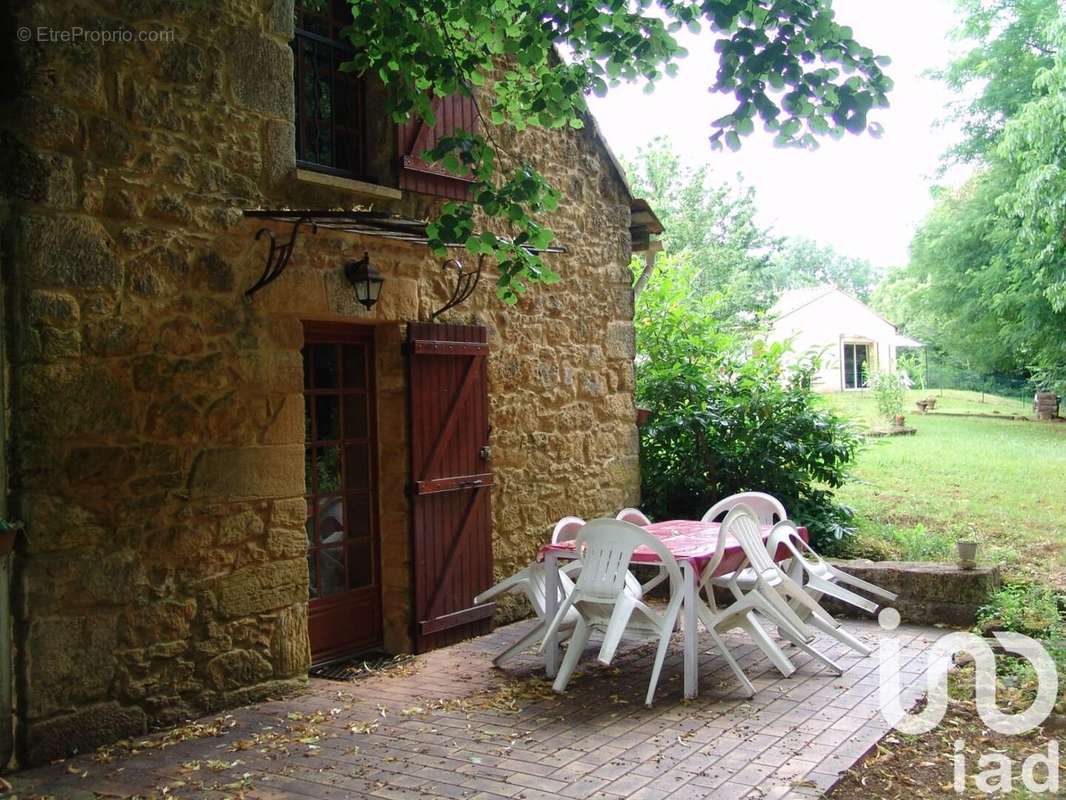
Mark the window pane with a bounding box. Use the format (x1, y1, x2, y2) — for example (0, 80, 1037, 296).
(315, 394, 340, 441)
(304, 447, 314, 494)
(348, 540, 372, 589)
(315, 445, 342, 493)
(319, 547, 345, 596)
(345, 444, 369, 491)
(302, 347, 312, 389)
(342, 344, 366, 388)
(347, 494, 370, 538)
(315, 495, 344, 545)
(343, 394, 368, 439)
(312, 344, 338, 388)
(843, 345, 855, 389)
(305, 502, 315, 545)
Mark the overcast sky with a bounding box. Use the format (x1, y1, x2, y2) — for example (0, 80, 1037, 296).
(587, 0, 970, 269)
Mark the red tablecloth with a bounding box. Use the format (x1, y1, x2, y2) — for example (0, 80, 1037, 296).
(539, 519, 808, 579)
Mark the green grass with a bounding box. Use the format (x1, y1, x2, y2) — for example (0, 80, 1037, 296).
(820, 387, 1033, 429)
(821, 390, 1066, 588)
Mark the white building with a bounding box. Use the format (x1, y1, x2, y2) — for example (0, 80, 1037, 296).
(768, 286, 923, 392)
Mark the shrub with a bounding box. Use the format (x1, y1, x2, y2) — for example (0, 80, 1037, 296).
(867, 369, 906, 421)
(634, 255, 862, 551)
(977, 583, 1065, 641)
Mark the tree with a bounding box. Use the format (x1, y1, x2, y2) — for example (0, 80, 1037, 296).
(934, 0, 1059, 165)
(343, 0, 893, 302)
(890, 11, 1066, 391)
(622, 138, 780, 322)
(769, 236, 881, 301)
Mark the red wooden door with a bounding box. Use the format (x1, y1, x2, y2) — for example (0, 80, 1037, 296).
(303, 322, 382, 662)
(407, 322, 495, 652)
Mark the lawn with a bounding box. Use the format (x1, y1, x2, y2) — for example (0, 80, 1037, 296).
(820, 389, 1066, 589)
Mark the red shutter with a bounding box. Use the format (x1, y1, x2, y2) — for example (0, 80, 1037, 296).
(406, 322, 494, 652)
(397, 95, 479, 200)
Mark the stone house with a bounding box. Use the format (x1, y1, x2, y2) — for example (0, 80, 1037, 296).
(0, 0, 661, 765)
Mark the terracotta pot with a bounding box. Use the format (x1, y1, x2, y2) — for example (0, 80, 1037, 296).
(636, 407, 652, 427)
(957, 540, 978, 569)
(893, 414, 906, 427)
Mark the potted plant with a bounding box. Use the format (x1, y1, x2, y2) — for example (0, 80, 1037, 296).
(956, 532, 978, 570)
(868, 369, 907, 427)
(0, 519, 23, 557)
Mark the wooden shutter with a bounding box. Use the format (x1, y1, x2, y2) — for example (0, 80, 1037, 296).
(397, 95, 479, 200)
(407, 322, 494, 652)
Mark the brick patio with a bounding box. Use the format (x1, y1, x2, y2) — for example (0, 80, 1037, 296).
(9, 619, 941, 800)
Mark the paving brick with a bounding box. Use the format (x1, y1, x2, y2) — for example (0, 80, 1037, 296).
(6, 619, 944, 800)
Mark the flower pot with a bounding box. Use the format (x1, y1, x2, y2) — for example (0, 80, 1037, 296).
(636, 407, 652, 427)
(957, 540, 978, 570)
(893, 414, 906, 427)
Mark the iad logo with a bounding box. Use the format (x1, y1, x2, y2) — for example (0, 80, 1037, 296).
(877, 608, 1061, 794)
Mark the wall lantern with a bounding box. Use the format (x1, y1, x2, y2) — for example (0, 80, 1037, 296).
(344, 251, 384, 310)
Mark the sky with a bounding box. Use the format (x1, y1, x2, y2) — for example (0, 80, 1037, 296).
(587, 0, 971, 270)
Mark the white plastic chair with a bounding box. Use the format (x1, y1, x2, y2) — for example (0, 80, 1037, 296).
(554, 516, 644, 598)
(701, 492, 787, 525)
(715, 506, 844, 676)
(539, 519, 685, 706)
(614, 508, 670, 594)
(615, 508, 651, 526)
(474, 560, 579, 666)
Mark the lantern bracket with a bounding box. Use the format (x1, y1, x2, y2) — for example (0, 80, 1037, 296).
(245, 216, 317, 298)
(431, 255, 486, 319)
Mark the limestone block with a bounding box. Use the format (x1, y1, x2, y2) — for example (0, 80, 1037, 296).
(22, 494, 109, 554)
(228, 30, 294, 120)
(271, 604, 310, 678)
(214, 559, 307, 618)
(24, 615, 118, 719)
(263, 119, 296, 186)
(26, 290, 79, 328)
(218, 509, 265, 546)
(7, 147, 76, 208)
(24, 702, 147, 765)
(120, 599, 196, 647)
(604, 321, 635, 360)
(22, 551, 146, 616)
(206, 649, 274, 691)
(189, 445, 304, 499)
(66, 446, 136, 485)
(262, 394, 304, 445)
(19, 362, 132, 439)
(16, 214, 122, 290)
(10, 96, 81, 151)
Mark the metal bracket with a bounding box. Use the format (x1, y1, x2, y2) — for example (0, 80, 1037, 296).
(245, 216, 317, 298)
(430, 254, 484, 319)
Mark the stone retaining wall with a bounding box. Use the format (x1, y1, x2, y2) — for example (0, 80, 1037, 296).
(1, 0, 640, 763)
(825, 560, 1002, 626)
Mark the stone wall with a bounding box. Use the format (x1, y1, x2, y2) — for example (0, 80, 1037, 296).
(1, 0, 640, 764)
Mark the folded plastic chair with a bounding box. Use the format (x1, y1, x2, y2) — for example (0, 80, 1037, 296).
(538, 519, 686, 706)
(474, 558, 579, 666)
(753, 521, 898, 657)
(714, 506, 845, 677)
(701, 492, 788, 526)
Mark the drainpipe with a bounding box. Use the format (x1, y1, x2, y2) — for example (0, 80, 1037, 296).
(632, 240, 663, 299)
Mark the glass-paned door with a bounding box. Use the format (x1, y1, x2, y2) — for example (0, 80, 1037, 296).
(843, 343, 870, 390)
(302, 322, 381, 662)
